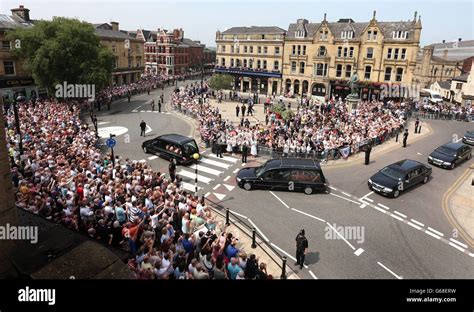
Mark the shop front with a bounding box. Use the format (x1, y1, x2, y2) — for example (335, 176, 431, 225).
(0, 76, 39, 103)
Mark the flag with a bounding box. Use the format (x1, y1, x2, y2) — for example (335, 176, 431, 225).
(339, 146, 351, 159)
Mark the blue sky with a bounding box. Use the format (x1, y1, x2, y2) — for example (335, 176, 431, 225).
(1, 0, 472, 47)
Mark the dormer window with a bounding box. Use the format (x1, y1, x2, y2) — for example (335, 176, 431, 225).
(319, 30, 328, 40)
(392, 31, 408, 39)
(341, 31, 354, 39)
(295, 30, 305, 38)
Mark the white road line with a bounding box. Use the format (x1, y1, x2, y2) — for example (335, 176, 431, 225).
(233, 168, 239, 174)
(449, 238, 468, 249)
(410, 219, 424, 227)
(374, 206, 387, 214)
(377, 262, 403, 279)
(248, 218, 270, 242)
(190, 164, 222, 176)
(181, 182, 201, 192)
(454, 138, 462, 143)
(359, 204, 366, 208)
(325, 222, 356, 250)
(204, 192, 210, 198)
(213, 192, 226, 201)
(270, 243, 297, 262)
(362, 197, 374, 203)
(230, 210, 248, 219)
(145, 125, 152, 134)
(407, 222, 422, 231)
(427, 227, 444, 237)
(291, 208, 326, 223)
(223, 175, 231, 182)
(148, 155, 158, 160)
(329, 193, 361, 205)
(391, 214, 405, 222)
(308, 270, 318, 279)
(178, 170, 213, 184)
(270, 191, 290, 209)
(361, 191, 374, 200)
(377, 203, 390, 210)
(341, 191, 351, 197)
(425, 230, 441, 240)
(417, 152, 423, 155)
(207, 154, 239, 163)
(146, 110, 152, 113)
(354, 248, 365, 256)
(393, 210, 407, 218)
(470, 253, 474, 258)
(213, 184, 221, 190)
(241, 163, 246, 166)
(329, 186, 337, 191)
(448, 242, 466, 253)
(97, 122, 110, 125)
(140, 110, 146, 113)
(200, 157, 231, 169)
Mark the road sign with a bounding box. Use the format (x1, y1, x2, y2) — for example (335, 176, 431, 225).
(106, 138, 117, 148)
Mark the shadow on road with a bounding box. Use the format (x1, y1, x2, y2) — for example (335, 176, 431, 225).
(305, 251, 320, 265)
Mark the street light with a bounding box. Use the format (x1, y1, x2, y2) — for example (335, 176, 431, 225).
(13, 95, 25, 156)
(193, 153, 200, 196)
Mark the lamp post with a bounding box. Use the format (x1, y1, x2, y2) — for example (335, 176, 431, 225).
(192, 152, 200, 196)
(14, 95, 25, 156)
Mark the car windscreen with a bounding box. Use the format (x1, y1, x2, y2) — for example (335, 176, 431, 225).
(432, 94, 442, 99)
(183, 140, 198, 156)
(435, 146, 456, 156)
(380, 166, 405, 181)
(255, 165, 265, 177)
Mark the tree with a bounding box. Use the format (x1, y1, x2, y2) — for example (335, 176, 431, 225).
(208, 73, 233, 91)
(7, 17, 114, 94)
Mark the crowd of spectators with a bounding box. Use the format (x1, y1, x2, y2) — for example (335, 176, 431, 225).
(415, 102, 474, 121)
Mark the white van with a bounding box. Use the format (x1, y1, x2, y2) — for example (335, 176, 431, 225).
(420, 89, 443, 104)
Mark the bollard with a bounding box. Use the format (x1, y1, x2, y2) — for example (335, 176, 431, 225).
(225, 208, 230, 226)
(395, 131, 399, 142)
(417, 125, 421, 134)
(251, 228, 257, 249)
(280, 256, 287, 279)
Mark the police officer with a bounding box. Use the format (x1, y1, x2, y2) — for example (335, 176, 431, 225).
(236, 104, 240, 117)
(169, 158, 177, 182)
(127, 91, 131, 103)
(140, 120, 146, 137)
(158, 99, 162, 113)
(414, 118, 420, 133)
(364, 144, 372, 165)
(241, 142, 249, 163)
(403, 128, 409, 148)
(295, 229, 308, 270)
(151, 100, 155, 112)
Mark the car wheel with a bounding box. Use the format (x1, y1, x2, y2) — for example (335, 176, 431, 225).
(143, 146, 148, 154)
(422, 175, 429, 184)
(243, 182, 252, 191)
(450, 163, 455, 170)
(467, 153, 472, 160)
(393, 190, 400, 198)
(304, 187, 313, 195)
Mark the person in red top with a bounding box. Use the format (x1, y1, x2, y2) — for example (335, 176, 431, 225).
(76, 183, 84, 201)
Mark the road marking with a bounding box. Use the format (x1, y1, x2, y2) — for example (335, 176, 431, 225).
(377, 262, 403, 279)
(341, 191, 351, 197)
(417, 152, 423, 155)
(230, 210, 248, 219)
(223, 175, 231, 182)
(248, 218, 270, 242)
(425, 230, 441, 240)
(200, 157, 231, 169)
(146, 110, 152, 113)
(391, 214, 405, 222)
(360, 191, 374, 201)
(329, 193, 361, 205)
(204, 192, 210, 198)
(140, 110, 146, 113)
(213, 192, 226, 201)
(233, 168, 240, 174)
(454, 137, 462, 143)
(377, 203, 390, 210)
(181, 182, 201, 192)
(407, 222, 422, 230)
(374, 206, 387, 214)
(148, 155, 158, 160)
(448, 242, 466, 253)
(359, 204, 366, 208)
(393, 210, 407, 218)
(470, 253, 474, 258)
(223, 183, 235, 191)
(325, 222, 356, 250)
(291, 208, 326, 223)
(308, 270, 318, 279)
(178, 170, 213, 184)
(427, 227, 444, 237)
(190, 164, 222, 176)
(207, 154, 239, 163)
(354, 248, 365, 256)
(241, 163, 246, 166)
(362, 197, 374, 202)
(410, 219, 424, 227)
(145, 125, 152, 134)
(213, 184, 221, 190)
(449, 238, 468, 249)
(270, 191, 290, 209)
(97, 122, 110, 125)
(329, 186, 337, 191)
(270, 243, 297, 262)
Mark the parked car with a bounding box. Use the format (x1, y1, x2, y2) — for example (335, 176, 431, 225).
(462, 130, 474, 145)
(236, 158, 327, 195)
(428, 142, 472, 169)
(142, 134, 199, 165)
(368, 159, 432, 198)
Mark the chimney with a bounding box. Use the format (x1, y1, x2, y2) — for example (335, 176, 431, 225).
(443, 48, 448, 59)
(442, 40, 445, 43)
(110, 21, 119, 31)
(458, 38, 462, 42)
(11, 5, 30, 21)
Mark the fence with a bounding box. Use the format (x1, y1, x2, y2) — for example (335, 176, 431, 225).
(411, 109, 474, 122)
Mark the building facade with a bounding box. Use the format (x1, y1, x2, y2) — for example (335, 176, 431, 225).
(94, 22, 144, 85)
(282, 12, 422, 101)
(215, 26, 286, 95)
(0, 5, 38, 102)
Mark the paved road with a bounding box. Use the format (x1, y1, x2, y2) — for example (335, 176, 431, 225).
(96, 84, 474, 279)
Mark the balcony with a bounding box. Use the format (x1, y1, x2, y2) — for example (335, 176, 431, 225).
(289, 54, 308, 61)
(214, 66, 282, 78)
(313, 54, 331, 62)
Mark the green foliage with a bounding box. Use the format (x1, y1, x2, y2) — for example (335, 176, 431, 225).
(271, 103, 294, 120)
(208, 73, 233, 91)
(7, 17, 114, 94)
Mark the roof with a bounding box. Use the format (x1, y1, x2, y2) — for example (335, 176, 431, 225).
(94, 27, 138, 41)
(157, 134, 194, 144)
(430, 40, 474, 49)
(0, 14, 33, 29)
(435, 80, 452, 89)
(452, 73, 469, 82)
(265, 158, 320, 169)
(221, 26, 286, 35)
(440, 142, 466, 150)
(389, 159, 423, 171)
(182, 38, 204, 47)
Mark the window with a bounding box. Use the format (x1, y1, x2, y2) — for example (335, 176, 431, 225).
(300, 62, 305, 74)
(221, 45, 226, 53)
(230, 58, 234, 67)
(111, 45, 116, 53)
(337, 46, 342, 57)
(236, 46, 240, 53)
(291, 61, 297, 73)
(257, 60, 261, 69)
(367, 31, 372, 41)
(295, 30, 305, 38)
(249, 59, 253, 68)
(263, 169, 290, 181)
(258, 46, 262, 54)
(366, 47, 373, 58)
(263, 46, 268, 54)
(336, 64, 343, 77)
(243, 59, 247, 67)
(349, 47, 354, 58)
(341, 31, 353, 39)
(136, 57, 141, 67)
(128, 57, 132, 68)
(275, 47, 280, 55)
(384, 67, 392, 81)
(395, 68, 403, 81)
(319, 30, 328, 40)
(394, 48, 399, 60)
(263, 60, 267, 70)
(303, 46, 306, 55)
(343, 47, 348, 57)
(456, 82, 463, 90)
(244, 46, 248, 53)
(315, 63, 328, 76)
(318, 46, 326, 56)
(261, 34, 265, 40)
(373, 30, 377, 40)
(345, 65, 352, 78)
(387, 48, 392, 59)
(250, 46, 253, 53)
(221, 58, 225, 66)
(292, 45, 296, 55)
(274, 60, 279, 71)
(392, 31, 408, 39)
(297, 45, 301, 55)
(231, 46, 234, 53)
(364, 66, 371, 80)
(401, 48, 406, 60)
(236, 59, 241, 67)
